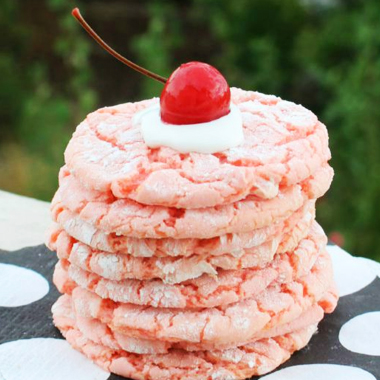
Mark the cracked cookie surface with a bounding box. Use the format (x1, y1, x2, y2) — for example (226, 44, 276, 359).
(64, 88, 332, 209)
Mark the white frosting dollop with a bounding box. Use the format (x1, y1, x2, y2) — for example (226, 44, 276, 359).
(134, 103, 244, 154)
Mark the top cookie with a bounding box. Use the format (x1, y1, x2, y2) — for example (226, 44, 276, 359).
(65, 88, 331, 209)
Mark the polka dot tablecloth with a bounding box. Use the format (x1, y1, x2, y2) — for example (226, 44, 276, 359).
(0, 192, 379, 380)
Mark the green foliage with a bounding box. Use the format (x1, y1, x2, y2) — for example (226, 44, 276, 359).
(131, 1, 183, 98)
(297, 1, 380, 260)
(193, 0, 307, 95)
(0, 0, 97, 200)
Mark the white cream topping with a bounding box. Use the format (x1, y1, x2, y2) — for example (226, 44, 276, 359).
(133, 103, 244, 154)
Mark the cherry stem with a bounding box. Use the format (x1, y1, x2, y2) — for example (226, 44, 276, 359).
(72, 8, 167, 84)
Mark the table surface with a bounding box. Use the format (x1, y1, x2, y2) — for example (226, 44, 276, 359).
(0, 190, 379, 380)
(0, 190, 51, 251)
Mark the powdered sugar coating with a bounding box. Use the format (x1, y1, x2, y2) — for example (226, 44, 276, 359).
(49, 198, 315, 259)
(53, 294, 325, 355)
(53, 225, 322, 308)
(69, 248, 337, 350)
(53, 303, 319, 380)
(51, 164, 332, 240)
(46, 86, 338, 379)
(64, 88, 332, 209)
(50, 220, 324, 284)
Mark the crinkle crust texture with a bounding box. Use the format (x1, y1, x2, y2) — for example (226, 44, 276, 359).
(64, 88, 331, 209)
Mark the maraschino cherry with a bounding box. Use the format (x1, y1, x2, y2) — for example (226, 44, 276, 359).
(72, 8, 231, 125)
(160, 62, 230, 125)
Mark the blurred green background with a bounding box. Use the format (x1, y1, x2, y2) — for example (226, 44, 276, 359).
(1, 0, 380, 262)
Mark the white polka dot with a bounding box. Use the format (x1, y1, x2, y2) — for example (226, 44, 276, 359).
(0, 338, 110, 380)
(260, 364, 376, 380)
(0, 263, 49, 307)
(339, 312, 380, 356)
(327, 245, 376, 296)
(356, 257, 380, 278)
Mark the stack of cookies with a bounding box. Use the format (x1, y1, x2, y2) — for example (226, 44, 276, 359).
(48, 88, 338, 380)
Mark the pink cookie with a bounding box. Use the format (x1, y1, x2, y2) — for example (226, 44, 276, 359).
(64, 88, 332, 209)
(53, 260, 76, 295)
(51, 164, 332, 239)
(53, 293, 325, 355)
(50, 198, 315, 259)
(70, 248, 336, 350)
(53, 227, 323, 308)
(61, 236, 320, 307)
(51, 220, 324, 284)
(54, 305, 319, 380)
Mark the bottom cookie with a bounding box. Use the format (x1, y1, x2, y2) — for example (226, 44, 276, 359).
(53, 293, 325, 355)
(54, 302, 317, 380)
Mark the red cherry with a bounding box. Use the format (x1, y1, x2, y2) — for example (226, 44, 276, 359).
(71, 11, 231, 125)
(160, 62, 231, 125)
